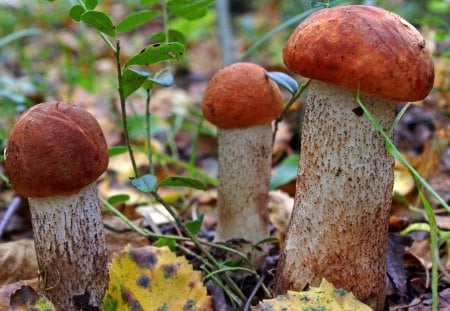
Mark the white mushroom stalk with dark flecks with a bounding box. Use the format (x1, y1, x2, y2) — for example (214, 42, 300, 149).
(202, 62, 283, 267)
(5, 101, 109, 310)
(274, 5, 434, 311)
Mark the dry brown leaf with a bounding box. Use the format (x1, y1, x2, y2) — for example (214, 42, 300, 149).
(0, 240, 38, 285)
(0, 279, 38, 310)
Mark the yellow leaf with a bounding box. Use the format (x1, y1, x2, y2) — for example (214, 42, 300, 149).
(253, 279, 372, 311)
(103, 246, 212, 310)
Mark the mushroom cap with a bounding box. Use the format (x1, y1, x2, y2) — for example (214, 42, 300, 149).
(283, 5, 434, 102)
(202, 62, 283, 129)
(5, 101, 109, 197)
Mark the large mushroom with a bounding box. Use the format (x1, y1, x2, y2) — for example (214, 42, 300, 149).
(202, 62, 283, 267)
(5, 101, 109, 310)
(274, 5, 434, 310)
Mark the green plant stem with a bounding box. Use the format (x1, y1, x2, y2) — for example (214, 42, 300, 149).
(115, 40, 139, 177)
(153, 150, 218, 186)
(161, 0, 170, 43)
(100, 196, 249, 261)
(145, 89, 155, 175)
(416, 181, 439, 311)
(201, 265, 238, 310)
(272, 79, 311, 143)
(356, 91, 446, 311)
(151, 190, 246, 303)
(188, 116, 204, 178)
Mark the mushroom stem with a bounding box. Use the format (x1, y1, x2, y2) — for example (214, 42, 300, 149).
(275, 80, 395, 310)
(29, 182, 107, 310)
(216, 123, 272, 267)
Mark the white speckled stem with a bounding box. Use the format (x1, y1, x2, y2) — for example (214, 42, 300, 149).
(275, 80, 395, 311)
(29, 182, 107, 310)
(216, 124, 272, 267)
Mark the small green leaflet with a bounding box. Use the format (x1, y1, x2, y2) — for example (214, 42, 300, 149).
(141, 0, 158, 5)
(185, 214, 204, 236)
(121, 68, 150, 98)
(70, 5, 85, 22)
(167, 0, 215, 20)
(270, 154, 299, 189)
(158, 176, 206, 191)
(125, 42, 185, 67)
(131, 174, 157, 193)
(81, 11, 116, 37)
(108, 145, 128, 157)
(143, 73, 174, 90)
(266, 71, 299, 95)
(116, 10, 159, 33)
(83, 0, 98, 10)
(254, 237, 278, 247)
(154, 237, 177, 251)
(150, 29, 186, 45)
(107, 194, 130, 205)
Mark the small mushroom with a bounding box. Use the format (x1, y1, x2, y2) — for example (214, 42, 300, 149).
(202, 62, 283, 267)
(274, 5, 434, 310)
(5, 101, 109, 309)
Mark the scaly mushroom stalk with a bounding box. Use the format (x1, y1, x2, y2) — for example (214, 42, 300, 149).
(5, 101, 109, 310)
(275, 80, 395, 309)
(217, 124, 272, 266)
(274, 5, 434, 310)
(202, 62, 283, 267)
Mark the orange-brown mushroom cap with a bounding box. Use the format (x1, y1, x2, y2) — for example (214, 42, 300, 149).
(283, 5, 434, 102)
(202, 62, 283, 129)
(5, 101, 109, 198)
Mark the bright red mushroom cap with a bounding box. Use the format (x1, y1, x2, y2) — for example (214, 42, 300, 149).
(5, 101, 109, 198)
(283, 5, 434, 102)
(202, 62, 283, 129)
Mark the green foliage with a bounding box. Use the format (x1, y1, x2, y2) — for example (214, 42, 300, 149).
(116, 10, 159, 33)
(167, 0, 215, 20)
(158, 176, 207, 191)
(131, 174, 158, 193)
(266, 71, 299, 95)
(185, 214, 205, 235)
(270, 155, 300, 190)
(107, 194, 131, 205)
(121, 68, 150, 99)
(125, 42, 185, 67)
(80, 11, 116, 37)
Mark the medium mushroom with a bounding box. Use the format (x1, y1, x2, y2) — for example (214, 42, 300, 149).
(5, 101, 109, 310)
(202, 62, 283, 267)
(274, 5, 434, 310)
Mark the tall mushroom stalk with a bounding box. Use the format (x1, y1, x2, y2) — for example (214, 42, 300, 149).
(274, 5, 434, 310)
(202, 62, 283, 267)
(5, 101, 109, 310)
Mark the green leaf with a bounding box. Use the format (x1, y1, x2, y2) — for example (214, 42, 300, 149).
(141, 0, 158, 5)
(254, 237, 278, 247)
(107, 194, 130, 205)
(122, 68, 150, 98)
(167, 0, 215, 20)
(154, 238, 177, 251)
(81, 11, 116, 37)
(125, 42, 185, 67)
(83, 0, 98, 10)
(117, 10, 159, 33)
(158, 175, 206, 191)
(108, 145, 128, 157)
(143, 73, 174, 90)
(266, 71, 299, 95)
(131, 174, 157, 193)
(270, 155, 299, 189)
(150, 29, 186, 45)
(70, 5, 85, 22)
(185, 214, 204, 236)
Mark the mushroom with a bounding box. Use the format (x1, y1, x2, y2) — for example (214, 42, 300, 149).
(202, 62, 283, 267)
(5, 101, 109, 310)
(274, 5, 434, 310)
